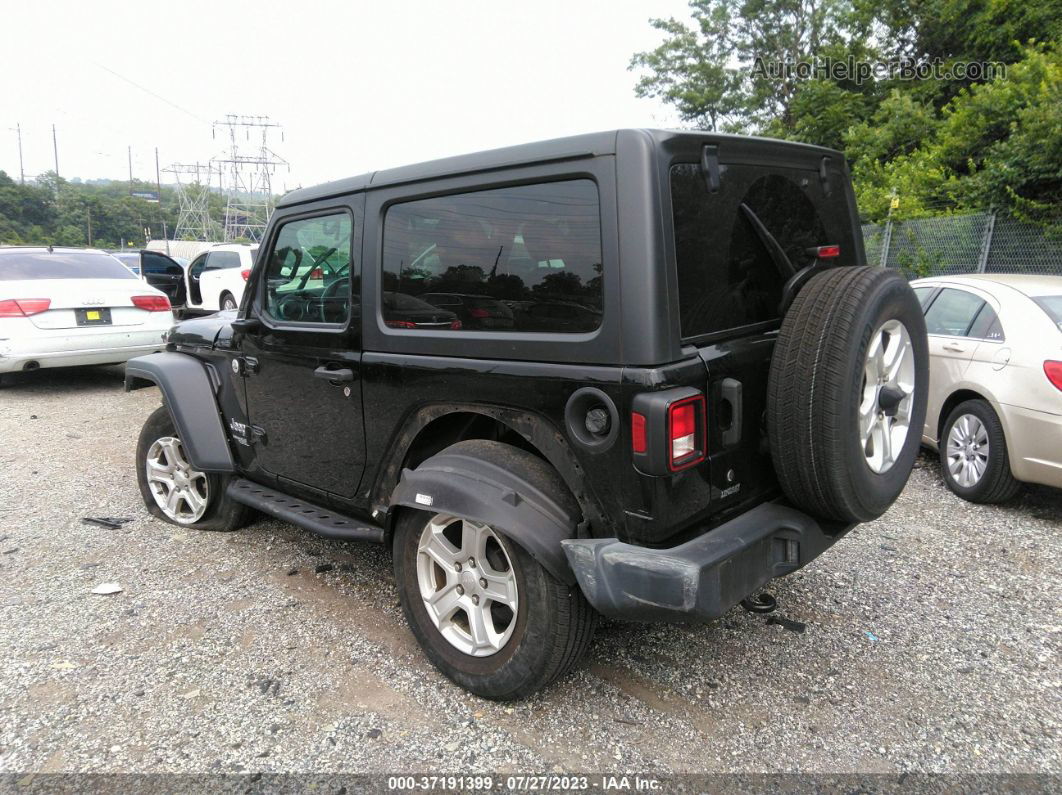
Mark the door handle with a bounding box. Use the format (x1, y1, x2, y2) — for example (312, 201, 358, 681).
(943, 343, 965, 352)
(314, 366, 355, 383)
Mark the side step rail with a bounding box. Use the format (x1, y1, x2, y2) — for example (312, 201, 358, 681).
(226, 478, 385, 543)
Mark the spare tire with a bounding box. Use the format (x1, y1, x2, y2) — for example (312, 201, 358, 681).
(767, 266, 928, 523)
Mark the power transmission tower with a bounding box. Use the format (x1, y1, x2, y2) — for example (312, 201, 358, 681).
(211, 114, 287, 243)
(164, 162, 218, 241)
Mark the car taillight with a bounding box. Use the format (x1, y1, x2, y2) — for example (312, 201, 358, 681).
(0, 298, 51, 317)
(385, 319, 418, 329)
(469, 308, 490, 318)
(1045, 360, 1062, 392)
(631, 412, 647, 454)
(309, 268, 323, 280)
(807, 245, 841, 259)
(131, 295, 171, 312)
(240, 269, 251, 281)
(630, 388, 706, 475)
(668, 396, 706, 470)
(449, 320, 463, 330)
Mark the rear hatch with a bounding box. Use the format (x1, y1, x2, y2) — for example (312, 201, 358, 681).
(663, 135, 866, 515)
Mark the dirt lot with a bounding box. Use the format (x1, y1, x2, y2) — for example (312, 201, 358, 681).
(0, 365, 1059, 775)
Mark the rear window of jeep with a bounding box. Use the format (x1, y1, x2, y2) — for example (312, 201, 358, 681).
(381, 180, 603, 333)
(670, 163, 856, 339)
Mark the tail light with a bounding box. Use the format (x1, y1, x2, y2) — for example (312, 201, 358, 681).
(0, 298, 51, 317)
(469, 308, 490, 319)
(449, 320, 463, 330)
(309, 268, 323, 280)
(667, 395, 706, 471)
(630, 388, 706, 475)
(240, 269, 251, 281)
(807, 245, 841, 259)
(131, 295, 172, 312)
(385, 319, 418, 329)
(1045, 360, 1062, 392)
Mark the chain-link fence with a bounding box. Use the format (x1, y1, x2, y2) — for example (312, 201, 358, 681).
(861, 211, 1062, 278)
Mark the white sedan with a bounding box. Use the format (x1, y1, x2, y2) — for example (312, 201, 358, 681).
(911, 274, 1062, 502)
(0, 247, 173, 384)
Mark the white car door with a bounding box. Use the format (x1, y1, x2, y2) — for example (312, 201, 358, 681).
(922, 286, 992, 441)
(186, 253, 209, 309)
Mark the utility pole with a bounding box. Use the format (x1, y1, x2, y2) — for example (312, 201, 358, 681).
(16, 123, 24, 184)
(155, 147, 163, 207)
(87, 208, 93, 246)
(128, 145, 134, 195)
(52, 124, 59, 180)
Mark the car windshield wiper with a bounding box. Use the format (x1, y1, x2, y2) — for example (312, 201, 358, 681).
(739, 202, 796, 280)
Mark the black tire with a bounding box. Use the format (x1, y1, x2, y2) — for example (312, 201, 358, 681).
(135, 404, 252, 531)
(767, 266, 929, 523)
(220, 292, 237, 311)
(392, 440, 597, 700)
(940, 399, 1021, 504)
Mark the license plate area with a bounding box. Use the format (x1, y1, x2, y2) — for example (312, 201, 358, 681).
(76, 308, 112, 326)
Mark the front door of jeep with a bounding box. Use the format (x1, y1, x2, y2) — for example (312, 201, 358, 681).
(238, 207, 365, 501)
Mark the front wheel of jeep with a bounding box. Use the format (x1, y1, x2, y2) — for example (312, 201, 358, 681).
(393, 508, 596, 700)
(136, 405, 252, 531)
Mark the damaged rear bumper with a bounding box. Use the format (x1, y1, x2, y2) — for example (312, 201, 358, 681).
(561, 502, 855, 622)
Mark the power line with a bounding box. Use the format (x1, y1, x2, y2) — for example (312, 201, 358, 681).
(93, 62, 209, 124)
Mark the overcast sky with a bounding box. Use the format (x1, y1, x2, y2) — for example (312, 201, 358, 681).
(1, 0, 692, 191)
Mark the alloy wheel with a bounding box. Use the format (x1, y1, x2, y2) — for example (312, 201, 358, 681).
(145, 436, 209, 524)
(415, 515, 519, 657)
(946, 414, 990, 488)
(859, 319, 916, 474)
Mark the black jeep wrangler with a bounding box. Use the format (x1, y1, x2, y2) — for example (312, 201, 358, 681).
(128, 130, 928, 700)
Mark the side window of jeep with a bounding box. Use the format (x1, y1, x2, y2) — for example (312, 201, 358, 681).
(263, 212, 354, 325)
(381, 180, 603, 333)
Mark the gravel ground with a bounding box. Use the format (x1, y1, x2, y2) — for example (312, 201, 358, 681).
(0, 365, 1059, 776)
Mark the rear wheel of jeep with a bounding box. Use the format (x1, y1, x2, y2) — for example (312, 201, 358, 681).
(767, 266, 929, 523)
(136, 405, 252, 531)
(394, 508, 596, 700)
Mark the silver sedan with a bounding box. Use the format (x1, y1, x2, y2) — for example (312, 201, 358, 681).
(911, 274, 1062, 502)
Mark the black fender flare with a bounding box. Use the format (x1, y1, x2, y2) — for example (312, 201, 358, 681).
(125, 352, 235, 472)
(371, 403, 610, 535)
(389, 443, 578, 584)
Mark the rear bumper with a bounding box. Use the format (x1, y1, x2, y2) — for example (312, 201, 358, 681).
(0, 329, 169, 373)
(562, 502, 855, 622)
(1000, 403, 1062, 490)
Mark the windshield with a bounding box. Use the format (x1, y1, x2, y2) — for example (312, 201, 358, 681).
(0, 251, 138, 280)
(1033, 296, 1062, 331)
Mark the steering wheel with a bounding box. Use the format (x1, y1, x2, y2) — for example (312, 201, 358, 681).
(323, 276, 349, 299)
(274, 293, 307, 322)
(318, 277, 351, 322)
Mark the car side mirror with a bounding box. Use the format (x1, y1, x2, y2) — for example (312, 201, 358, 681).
(231, 316, 261, 333)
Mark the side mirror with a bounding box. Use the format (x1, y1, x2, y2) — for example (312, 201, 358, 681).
(231, 316, 261, 333)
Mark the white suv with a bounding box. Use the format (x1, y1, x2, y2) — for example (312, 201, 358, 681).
(187, 244, 258, 311)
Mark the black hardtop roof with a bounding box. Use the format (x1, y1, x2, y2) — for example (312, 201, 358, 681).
(277, 129, 842, 208)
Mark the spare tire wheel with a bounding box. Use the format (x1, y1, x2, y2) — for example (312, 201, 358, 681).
(767, 266, 928, 523)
